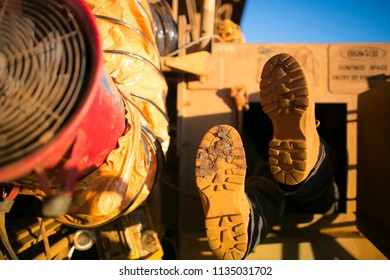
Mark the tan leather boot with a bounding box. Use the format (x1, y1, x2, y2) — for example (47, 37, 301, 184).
(195, 125, 250, 260)
(259, 53, 320, 186)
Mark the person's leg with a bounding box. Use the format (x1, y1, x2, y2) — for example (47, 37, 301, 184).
(194, 53, 339, 260)
(194, 129, 338, 260)
(195, 125, 249, 260)
(244, 175, 285, 257)
(195, 124, 285, 260)
(259, 53, 320, 187)
(259, 53, 339, 213)
(278, 138, 339, 214)
(243, 139, 339, 257)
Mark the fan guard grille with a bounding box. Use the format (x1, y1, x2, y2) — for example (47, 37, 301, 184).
(0, 0, 88, 167)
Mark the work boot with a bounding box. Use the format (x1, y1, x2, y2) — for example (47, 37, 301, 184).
(259, 53, 320, 186)
(195, 125, 250, 260)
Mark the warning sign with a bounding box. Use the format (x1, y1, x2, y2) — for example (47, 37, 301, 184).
(328, 44, 390, 94)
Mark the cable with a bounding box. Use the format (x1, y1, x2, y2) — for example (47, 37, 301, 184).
(165, 34, 223, 57)
(131, 93, 169, 122)
(95, 14, 160, 59)
(103, 49, 167, 89)
(160, 177, 200, 201)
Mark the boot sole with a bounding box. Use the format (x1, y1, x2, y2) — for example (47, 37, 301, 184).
(259, 53, 310, 185)
(195, 125, 248, 260)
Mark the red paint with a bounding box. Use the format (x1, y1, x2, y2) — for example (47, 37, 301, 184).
(0, 0, 126, 189)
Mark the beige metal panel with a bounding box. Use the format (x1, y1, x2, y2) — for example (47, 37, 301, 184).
(196, 43, 390, 101)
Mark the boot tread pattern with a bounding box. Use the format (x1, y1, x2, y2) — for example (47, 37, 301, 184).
(260, 53, 310, 185)
(195, 125, 248, 260)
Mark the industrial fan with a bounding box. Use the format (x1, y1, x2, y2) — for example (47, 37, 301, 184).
(0, 0, 126, 214)
(0, 0, 168, 260)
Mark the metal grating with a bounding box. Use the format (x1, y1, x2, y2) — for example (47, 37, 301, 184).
(0, 0, 88, 166)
